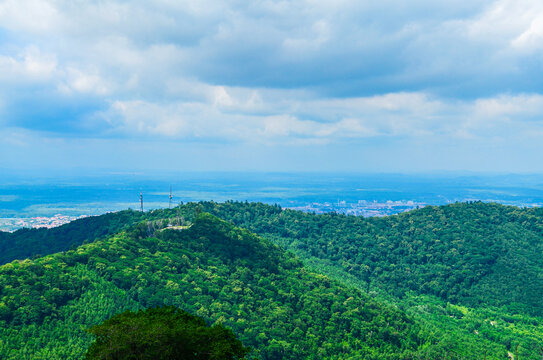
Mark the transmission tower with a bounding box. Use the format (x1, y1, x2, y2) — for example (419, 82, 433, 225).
(140, 191, 144, 212)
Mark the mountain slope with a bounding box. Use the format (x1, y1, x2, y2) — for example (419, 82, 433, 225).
(0, 213, 433, 359)
(160, 201, 543, 358)
(182, 201, 543, 315)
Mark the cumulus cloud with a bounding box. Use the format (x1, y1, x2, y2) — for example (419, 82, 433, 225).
(0, 47, 57, 84)
(78, 86, 543, 146)
(1, 0, 541, 97)
(0, 0, 60, 34)
(2, 0, 543, 172)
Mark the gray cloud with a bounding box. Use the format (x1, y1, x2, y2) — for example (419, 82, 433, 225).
(2, 0, 542, 98)
(2, 0, 543, 172)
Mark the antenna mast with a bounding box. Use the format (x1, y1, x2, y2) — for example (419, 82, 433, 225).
(169, 185, 173, 209)
(140, 191, 144, 212)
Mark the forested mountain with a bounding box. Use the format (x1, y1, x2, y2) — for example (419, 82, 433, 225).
(149, 202, 543, 359)
(0, 213, 434, 359)
(2, 201, 543, 358)
(184, 201, 543, 315)
(162, 201, 543, 358)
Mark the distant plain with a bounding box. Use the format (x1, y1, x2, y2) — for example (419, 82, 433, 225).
(2, 172, 543, 218)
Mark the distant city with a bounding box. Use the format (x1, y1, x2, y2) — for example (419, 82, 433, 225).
(286, 199, 425, 217)
(0, 214, 88, 232)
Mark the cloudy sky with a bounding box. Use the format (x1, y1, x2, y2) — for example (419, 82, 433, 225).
(1, 0, 543, 173)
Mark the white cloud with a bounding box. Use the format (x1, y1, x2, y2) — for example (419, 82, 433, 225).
(0, 0, 60, 34)
(80, 87, 543, 146)
(212, 86, 235, 108)
(58, 67, 110, 95)
(465, 0, 543, 52)
(1, 0, 542, 101)
(512, 14, 543, 51)
(2, 0, 543, 173)
(473, 94, 543, 118)
(0, 47, 57, 83)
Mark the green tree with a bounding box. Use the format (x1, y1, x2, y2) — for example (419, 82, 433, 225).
(85, 306, 249, 360)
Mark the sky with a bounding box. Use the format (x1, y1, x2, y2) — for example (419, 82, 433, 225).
(1, 0, 543, 173)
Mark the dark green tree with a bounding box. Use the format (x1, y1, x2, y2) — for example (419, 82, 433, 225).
(85, 306, 250, 360)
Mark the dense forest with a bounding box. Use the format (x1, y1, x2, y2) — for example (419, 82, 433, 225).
(179, 202, 543, 313)
(0, 213, 436, 359)
(1, 201, 543, 358)
(181, 201, 543, 358)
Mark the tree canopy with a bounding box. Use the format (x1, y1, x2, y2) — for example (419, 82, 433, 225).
(85, 306, 249, 360)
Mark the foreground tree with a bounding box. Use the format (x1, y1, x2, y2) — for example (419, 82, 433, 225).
(85, 306, 249, 360)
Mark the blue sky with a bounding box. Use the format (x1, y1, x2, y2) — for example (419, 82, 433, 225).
(1, 0, 543, 173)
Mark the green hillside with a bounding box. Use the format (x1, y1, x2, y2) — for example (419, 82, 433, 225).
(0, 213, 433, 359)
(161, 201, 543, 358)
(170, 202, 543, 313)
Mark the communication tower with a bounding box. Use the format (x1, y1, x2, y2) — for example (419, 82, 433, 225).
(140, 191, 144, 212)
(169, 186, 173, 209)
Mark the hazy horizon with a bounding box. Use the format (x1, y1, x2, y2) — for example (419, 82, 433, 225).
(2, 172, 543, 224)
